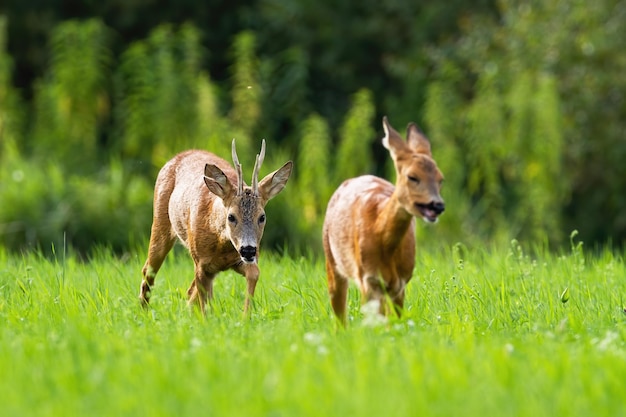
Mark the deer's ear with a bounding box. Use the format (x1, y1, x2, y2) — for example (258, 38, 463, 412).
(406, 122, 432, 156)
(381, 116, 408, 159)
(204, 164, 233, 199)
(258, 161, 293, 202)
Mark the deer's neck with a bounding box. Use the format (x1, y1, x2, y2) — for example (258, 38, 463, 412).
(374, 191, 413, 253)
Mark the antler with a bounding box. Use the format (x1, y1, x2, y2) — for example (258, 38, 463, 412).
(231, 139, 244, 196)
(251, 139, 266, 196)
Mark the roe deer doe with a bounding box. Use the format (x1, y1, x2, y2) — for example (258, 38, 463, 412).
(322, 116, 444, 324)
(139, 139, 293, 314)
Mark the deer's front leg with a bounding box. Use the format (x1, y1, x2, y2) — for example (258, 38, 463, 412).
(187, 263, 215, 314)
(234, 263, 259, 315)
(388, 279, 407, 317)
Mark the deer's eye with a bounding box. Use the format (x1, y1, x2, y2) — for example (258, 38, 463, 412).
(408, 175, 420, 184)
(227, 214, 237, 224)
(258, 214, 266, 224)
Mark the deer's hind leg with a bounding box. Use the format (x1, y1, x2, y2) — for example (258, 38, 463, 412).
(326, 258, 349, 326)
(139, 172, 177, 306)
(139, 218, 176, 307)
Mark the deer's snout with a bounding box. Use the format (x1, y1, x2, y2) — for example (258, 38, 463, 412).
(415, 199, 446, 223)
(240, 245, 257, 263)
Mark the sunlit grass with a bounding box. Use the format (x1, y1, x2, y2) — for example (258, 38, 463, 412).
(0, 240, 625, 416)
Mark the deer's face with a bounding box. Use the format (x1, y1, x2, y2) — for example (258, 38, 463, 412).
(396, 154, 445, 223)
(382, 117, 445, 223)
(226, 189, 266, 264)
(203, 139, 292, 266)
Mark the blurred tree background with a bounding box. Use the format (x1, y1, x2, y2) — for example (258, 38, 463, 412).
(0, 0, 625, 256)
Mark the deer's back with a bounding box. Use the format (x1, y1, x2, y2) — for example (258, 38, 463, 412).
(323, 175, 401, 278)
(166, 150, 236, 189)
(324, 175, 394, 218)
(154, 150, 236, 246)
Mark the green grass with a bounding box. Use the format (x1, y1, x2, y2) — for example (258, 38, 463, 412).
(1, 240, 625, 417)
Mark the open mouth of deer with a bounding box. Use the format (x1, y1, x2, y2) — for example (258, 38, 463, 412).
(415, 201, 445, 223)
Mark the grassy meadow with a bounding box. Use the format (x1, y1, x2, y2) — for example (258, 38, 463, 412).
(1, 238, 625, 417)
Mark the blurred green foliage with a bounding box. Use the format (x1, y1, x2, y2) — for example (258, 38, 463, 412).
(421, 0, 626, 247)
(0, 0, 625, 255)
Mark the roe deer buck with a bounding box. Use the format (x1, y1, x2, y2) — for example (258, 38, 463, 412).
(322, 116, 445, 324)
(139, 139, 292, 314)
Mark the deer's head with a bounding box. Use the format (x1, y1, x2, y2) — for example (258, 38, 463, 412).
(382, 116, 445, 223)
(203, 140, 293, 263)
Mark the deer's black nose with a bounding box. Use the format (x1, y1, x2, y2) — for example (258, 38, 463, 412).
(433, 201, 445, 214)
(240, 246, 256, 262)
